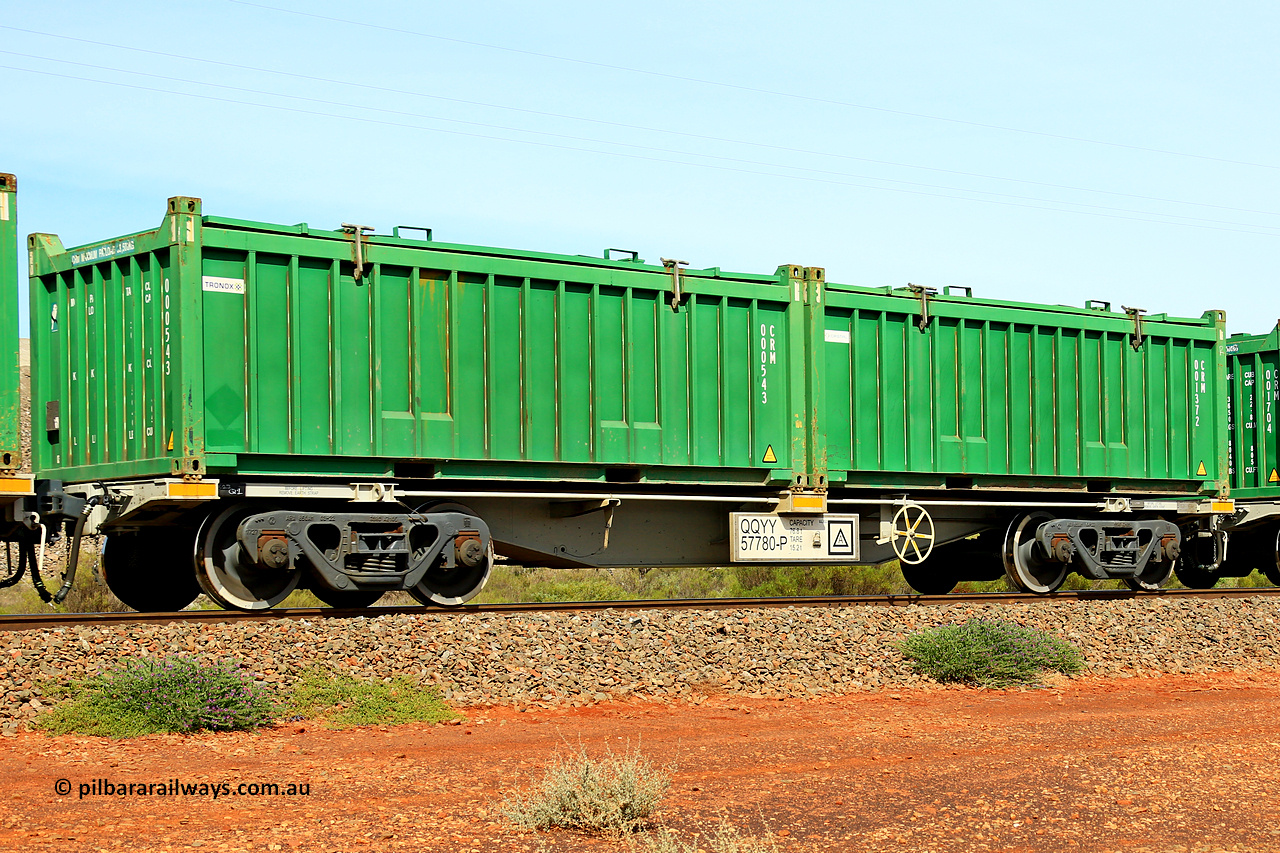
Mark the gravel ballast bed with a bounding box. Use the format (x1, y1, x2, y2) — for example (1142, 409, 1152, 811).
(4, 597, 1278, 732)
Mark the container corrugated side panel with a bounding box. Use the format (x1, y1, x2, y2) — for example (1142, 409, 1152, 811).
(820, 285, 1227, 493)
(1226, 327, 1280, 498)
(29, 208, 187, 481)
(197, 220, 802, 486)
(0, 174, 19, 467)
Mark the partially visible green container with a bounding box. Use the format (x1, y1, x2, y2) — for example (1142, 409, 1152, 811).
(0, 173, 21, 470)
(1225, 325, 1280, 499)
(817, 284, 1227, 496)
(27, 198, 811, 487)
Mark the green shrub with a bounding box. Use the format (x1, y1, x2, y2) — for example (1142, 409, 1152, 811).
(286, 669, 458, 728)
(38, 657, 276, 737)
(900, 618, 1084, 687)
(503, 745, 671, 836)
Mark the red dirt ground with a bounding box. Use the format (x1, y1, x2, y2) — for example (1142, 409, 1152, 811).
(2, 672, 1278, 852)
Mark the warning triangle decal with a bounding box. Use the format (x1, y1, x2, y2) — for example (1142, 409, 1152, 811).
(1270, 469, 1279, 484)
(1196, 460, 1208, 477)
(762, 445, 778, 464)
(831, 527, 849, 549)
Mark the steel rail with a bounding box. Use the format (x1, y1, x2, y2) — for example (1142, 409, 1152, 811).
(2, 586, 1278, 632)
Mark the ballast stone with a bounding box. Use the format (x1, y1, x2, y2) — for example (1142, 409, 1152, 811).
(2, 597, 1280, 728)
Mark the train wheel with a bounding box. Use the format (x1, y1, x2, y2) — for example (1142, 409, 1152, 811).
(1173, 562, 1220, 589)
(900, 561, 956, 594)
(1173, 530, 1221, 589)
(1265, 527, 1280, 586)
(1123, 560, 1173, 592)
(409, 542, 493, 607)
(1002, 512, 1067, 594)
(102, 530, 202, 612)
(408, 502, 493, 606)
(195, 504, 300, 611)
(944, 532, 1006, 583)
(1217, 529, 1264, 578)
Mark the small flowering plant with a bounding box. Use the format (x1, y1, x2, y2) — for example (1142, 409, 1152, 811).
(96, 657, 277, 733)
(899, 618, 1084, 687)
(40, 657, 278, 736)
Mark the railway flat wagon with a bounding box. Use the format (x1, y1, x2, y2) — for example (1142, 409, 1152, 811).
(26, 197, 818, 610)
(0, 174, 35, 538)
(20, 196, 1234, 610)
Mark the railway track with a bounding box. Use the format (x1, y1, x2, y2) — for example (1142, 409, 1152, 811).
(2, 586, 1278, 631)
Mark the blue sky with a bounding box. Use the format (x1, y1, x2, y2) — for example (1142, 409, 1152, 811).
(3, 0, 1278, 334)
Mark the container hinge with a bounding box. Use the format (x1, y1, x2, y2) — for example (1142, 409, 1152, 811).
(341, 223, 374, 281)
(908, 283, 937, 332)
(1122, 305, 1146, 350)
(662, 258, 689, 312)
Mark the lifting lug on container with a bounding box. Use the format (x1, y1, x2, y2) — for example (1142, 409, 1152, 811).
(392, 225, 433, 241)
(907, 283, 937, 332)
(341, 223, 374, 281)
(1123, 305, 1146, 350)
(662, 257, 688, 312)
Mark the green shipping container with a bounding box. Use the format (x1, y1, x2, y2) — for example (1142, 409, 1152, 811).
(26, 196, 1229, 499)
(0, 174, 21, 470)
(817, 285, 1228, 495)
(28, 198, 813, 487)
(1225, 325, 1280, 499)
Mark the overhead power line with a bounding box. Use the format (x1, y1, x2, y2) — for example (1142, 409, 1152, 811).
(2, 62, 1277, 240)
(7, 48, 1277, 232)
(226, 0, 1280, 173)
(3, 25, 1277, 222)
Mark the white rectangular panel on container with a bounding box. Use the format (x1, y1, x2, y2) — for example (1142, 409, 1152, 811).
(730, 513, 860, 562)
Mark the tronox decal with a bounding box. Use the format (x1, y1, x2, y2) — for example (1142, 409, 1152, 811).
(202, 276, 246, 294)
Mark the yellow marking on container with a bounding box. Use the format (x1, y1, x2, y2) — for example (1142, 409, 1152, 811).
(167, 482, 216, 498)
(0, 477, 34, 494)
(1211, 501, 1235, 513)
(762, 445, 778, 464)
(1270, 468, 1279, 484)
(167, 431, 174, 451)
(1196, 460, 1208, 477)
